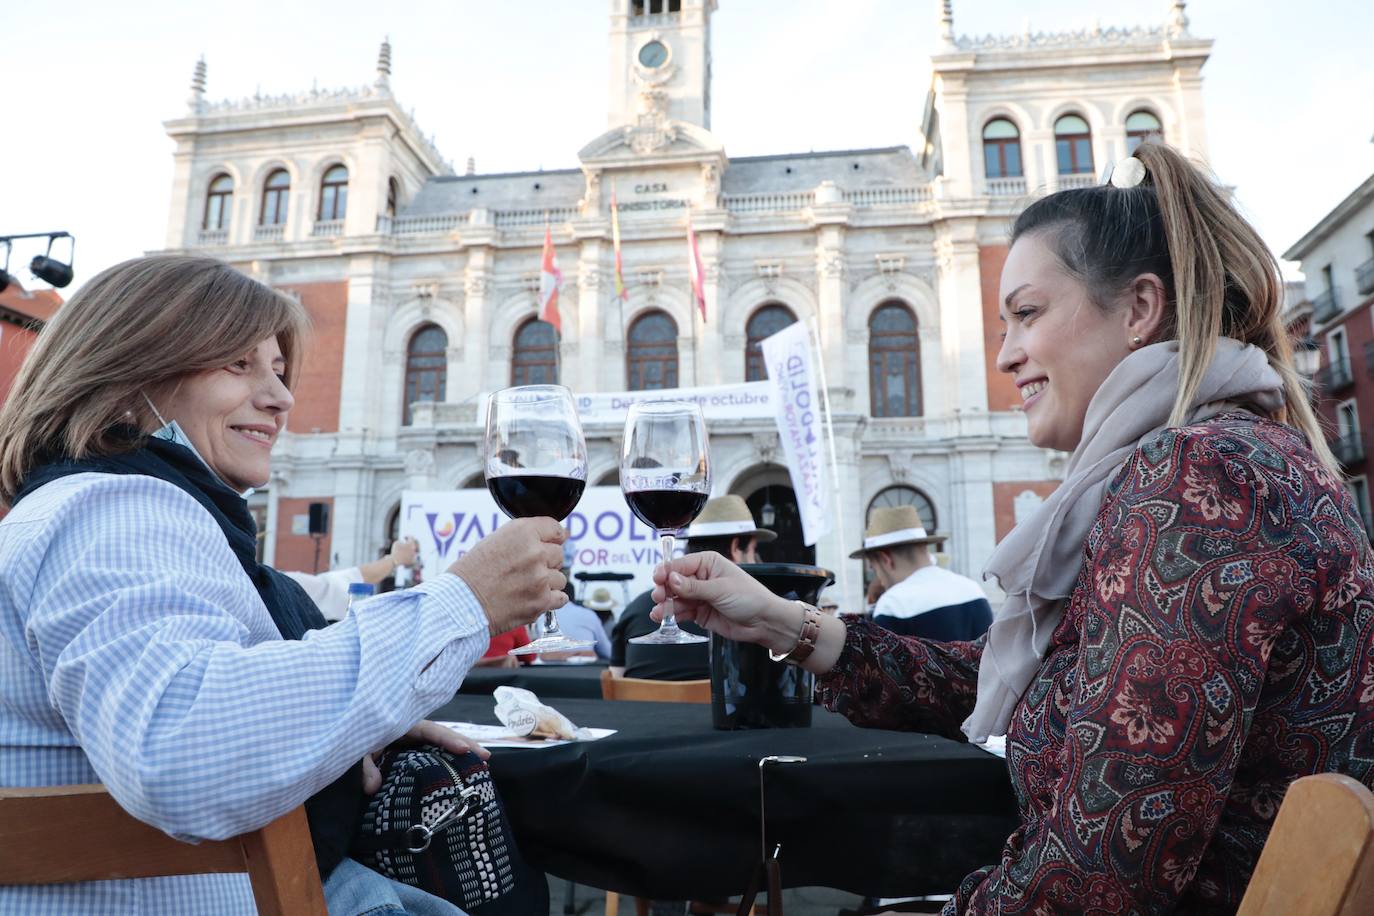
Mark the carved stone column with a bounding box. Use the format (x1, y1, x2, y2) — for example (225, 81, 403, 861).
(577, 239, 604, 393)
(463, 246, 493, 392)
(934, 219, 988, 414)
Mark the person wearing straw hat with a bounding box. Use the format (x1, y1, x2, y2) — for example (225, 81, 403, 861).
(610, 495, 775, 680)
(852, 506, 991, 643)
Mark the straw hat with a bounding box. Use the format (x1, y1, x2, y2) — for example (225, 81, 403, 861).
(848, 505, 945, 559)
(683, 494, 777, 543)
(585, 587, 617, 612)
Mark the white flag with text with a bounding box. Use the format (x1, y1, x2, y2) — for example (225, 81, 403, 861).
(760, 321, 831, 546)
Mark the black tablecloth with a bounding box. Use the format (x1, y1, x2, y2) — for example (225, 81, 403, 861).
(428, 695, 1019, 900)
(455, 663, 607, 699)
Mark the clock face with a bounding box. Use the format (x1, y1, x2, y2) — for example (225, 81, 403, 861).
(638, 40, 668, 68)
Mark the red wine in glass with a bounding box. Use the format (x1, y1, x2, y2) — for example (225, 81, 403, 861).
(625, 490, 708, 532)
(620, 400, 711, 646)
(488, 474, 586, 522)
(485, 384, 592, 655)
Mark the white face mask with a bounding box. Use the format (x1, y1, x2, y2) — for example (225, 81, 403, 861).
(142, 393, 256, 499)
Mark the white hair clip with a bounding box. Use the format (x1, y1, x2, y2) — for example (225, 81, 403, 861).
(1101, 156, 1147, 189)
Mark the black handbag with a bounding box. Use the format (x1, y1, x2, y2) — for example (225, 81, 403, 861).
(349, 745, 547, 915)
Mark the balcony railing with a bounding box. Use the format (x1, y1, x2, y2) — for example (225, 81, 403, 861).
(196, 228, 228, 246)
(492, 207, 579, 228)
(1332, 432, 1366, 467)
(311, 219, 344, 238)
(1357, 257, 1374, 296)
(376, 213, 471, 235)
(1312, 287, 1341, 324)
(843, 186, 932, 207)
(723, 191, 816, 214)
(1057, 173, 1097, 190)
(253, 224, 284, 242)
(1316, 356, 1355, 394)
(986, 176, 1027, 197)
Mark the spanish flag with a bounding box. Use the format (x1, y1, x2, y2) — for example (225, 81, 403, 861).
(611, 183, 628, 302)
(686, 211, 706, 322)
(539, 225, 563, 333)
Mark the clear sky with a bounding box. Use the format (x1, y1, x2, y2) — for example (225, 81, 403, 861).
(4, 0, 1372, 294)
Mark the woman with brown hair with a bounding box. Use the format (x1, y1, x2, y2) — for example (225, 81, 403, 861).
(0, 255, 567, 914)
(648, 142, 1374, 913)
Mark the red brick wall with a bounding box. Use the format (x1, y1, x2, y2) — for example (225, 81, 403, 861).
(980, 245, 1020, 411)
(273, 496, 335, 574)
(0, 321, 39, 403)
(993, 480, 1061, 542)
(279, 281, 348, 434)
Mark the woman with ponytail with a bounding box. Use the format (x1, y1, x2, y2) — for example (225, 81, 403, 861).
(645, 143, 1374, 913)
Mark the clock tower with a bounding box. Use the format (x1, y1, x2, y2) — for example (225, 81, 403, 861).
(607, 0, 716, 131)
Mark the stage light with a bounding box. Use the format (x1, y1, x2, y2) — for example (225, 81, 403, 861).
(29, 256, 73, 288)
(0, 231, 75, 290)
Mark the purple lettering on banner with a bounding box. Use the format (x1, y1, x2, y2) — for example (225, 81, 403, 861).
(566, 512, 588, 541)
(594, 511, 624, 540)
(628, 513, 648, 541)
(461, 514, 487, 541)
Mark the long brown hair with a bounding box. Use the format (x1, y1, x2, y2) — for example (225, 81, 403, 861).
(1010, 141, 1337, 475)
(0, 255, 309, 504)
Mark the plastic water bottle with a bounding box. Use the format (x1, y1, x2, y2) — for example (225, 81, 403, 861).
(345, 582, 376, 616)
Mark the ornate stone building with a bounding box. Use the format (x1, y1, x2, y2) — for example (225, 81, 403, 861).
(156, 0, 1212, 606)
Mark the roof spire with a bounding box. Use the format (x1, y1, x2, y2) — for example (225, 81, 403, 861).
(938, 0, 956, 49)
(188, 56, 207, 114)
(1167, 0, 1190, 37)
(375, 36, 392, 91)
(465, 156, 476, 176)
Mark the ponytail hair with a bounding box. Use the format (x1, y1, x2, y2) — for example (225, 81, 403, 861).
(1011, 141, 1337, 476)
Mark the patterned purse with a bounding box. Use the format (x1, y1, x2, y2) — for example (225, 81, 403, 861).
(349, 745, 547, 915)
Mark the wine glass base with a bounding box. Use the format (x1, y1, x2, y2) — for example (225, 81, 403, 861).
(628, 629, 709, 646)
(509, 636, 596, 655)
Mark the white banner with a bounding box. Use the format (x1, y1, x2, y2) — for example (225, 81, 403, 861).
(759, 321, 830, 546)
(399, 486, 672, 615)
(477, 382, 774, 428)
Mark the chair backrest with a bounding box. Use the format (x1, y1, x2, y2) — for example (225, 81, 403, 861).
(1237, 773, 1374, 916)
(600, 668, 710, 704)
(0, 784, 326, 916)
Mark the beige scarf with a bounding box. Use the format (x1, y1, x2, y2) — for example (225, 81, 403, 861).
(963, 338, 1284, 742)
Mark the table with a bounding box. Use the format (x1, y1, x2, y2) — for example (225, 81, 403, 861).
(455, 662, 608, 699)
(428, 695, 1019, 901)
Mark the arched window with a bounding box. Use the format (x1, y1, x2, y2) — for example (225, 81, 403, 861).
(868, 302, 921, 418)
(1054, 114, 1094, 175)
(982, 118, 1023, 179)
(259, 169, 290, 226)
(511, 317, 559, 386)
(1125, 110, 1164, 153)
(744, 304, 797, 381)
(626, 310, 678, 390)
(203, 173, 233, 230)
(867, 485, 937, 532)
(318, 164, 349, 221)
(402, 324, 447, 425)
(386, 177, 400, 219)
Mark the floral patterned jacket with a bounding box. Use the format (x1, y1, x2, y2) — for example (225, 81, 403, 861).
(818, 414, 1374, 915)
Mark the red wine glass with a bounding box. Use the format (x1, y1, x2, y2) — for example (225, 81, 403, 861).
(484, 384, 592, 655)
(620, 399, 711, 646)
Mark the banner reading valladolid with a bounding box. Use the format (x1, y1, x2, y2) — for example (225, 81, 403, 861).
(399, 486, 672, 614)
(760, 321, 830, 545)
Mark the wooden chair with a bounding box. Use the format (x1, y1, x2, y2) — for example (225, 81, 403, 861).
(1237, 773, 1374, 916)
(600, 668, 711, 704)
(600, 669, 751, 915)
(0, 784, 325, 915)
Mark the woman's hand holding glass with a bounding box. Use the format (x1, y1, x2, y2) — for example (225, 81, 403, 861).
(450, 517, 568, 636)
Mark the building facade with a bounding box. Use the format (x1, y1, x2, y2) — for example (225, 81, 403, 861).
(155, 0, 1212, 606)
(1285, 157, 1374, 539)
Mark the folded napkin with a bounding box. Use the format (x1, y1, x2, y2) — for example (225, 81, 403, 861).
(493, 686, 593, 741)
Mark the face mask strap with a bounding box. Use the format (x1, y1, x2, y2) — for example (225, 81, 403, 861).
(141, 392, 171, 430)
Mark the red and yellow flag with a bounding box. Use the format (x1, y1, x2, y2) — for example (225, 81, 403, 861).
(538, 225, 562, 333)
(611, 183, 628, 301)
(686, 211, 706, 322)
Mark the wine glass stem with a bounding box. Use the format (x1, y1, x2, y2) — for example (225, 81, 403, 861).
(659, 532, 680, 633)
(543, 610, 561, 636)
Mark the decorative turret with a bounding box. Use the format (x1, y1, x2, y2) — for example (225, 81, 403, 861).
(188, 57, 207, 114)
(939, 0, 956, 49)
(375, 37, 392, 91)
(1168, 0, 1190, 38)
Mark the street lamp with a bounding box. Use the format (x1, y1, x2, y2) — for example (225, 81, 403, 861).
(1293, 335, 1322, 378)
(0, 232, 76, 292)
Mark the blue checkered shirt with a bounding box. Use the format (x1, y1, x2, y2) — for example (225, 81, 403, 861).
(0, 473, 491, 914)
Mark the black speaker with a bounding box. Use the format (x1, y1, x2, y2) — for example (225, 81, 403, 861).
(307, 502, 330, 535)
